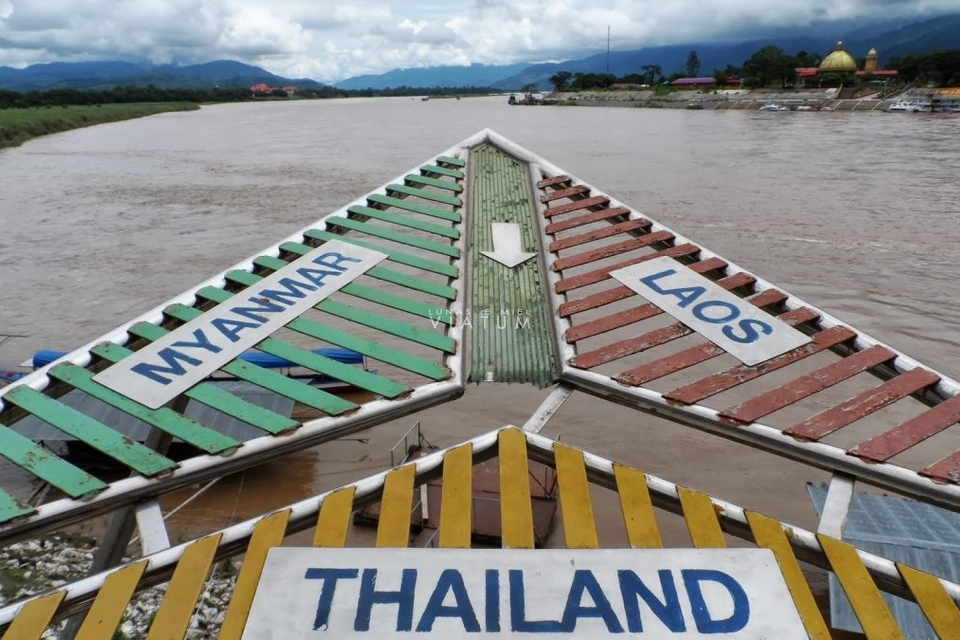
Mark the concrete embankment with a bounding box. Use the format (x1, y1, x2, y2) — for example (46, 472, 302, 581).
(546, 89, 895, 111)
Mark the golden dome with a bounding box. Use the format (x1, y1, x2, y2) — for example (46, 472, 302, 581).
(868, 48, 877, 56)
(819, 41, 857, 72)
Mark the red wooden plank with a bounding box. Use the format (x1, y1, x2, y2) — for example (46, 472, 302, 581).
(560, 285, 635, 317)
(851, 393, 960, 463)
(617, 343, 725, 386)
(784, 368, 941, 442)
(664, 326, 857, 405)
(545, 207, 631, 234)
(615, 307, 819, 387)
(553, 230, 674, 271)
(921, 451, 960, 484)
(544, 195, 610, 218)
(537, 175, 571, 189)
(557, 256, 730, 317)
(571, 324, 693, 369)
(565, 272, 757, 345)
(541, 185, 590, 202)
(566, 303, 661, 344)
(719, 345, 897, 424)
(555, 244, 700, 294)
(549, 220, 652, 252)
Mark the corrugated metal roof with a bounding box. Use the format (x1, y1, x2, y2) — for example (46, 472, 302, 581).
(809, 484, 960, 638)
(467, 143, 557, 387)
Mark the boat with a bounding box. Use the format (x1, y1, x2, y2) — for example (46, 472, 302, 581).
(887, 98, 931, 112)
(759, 103, 789, 111)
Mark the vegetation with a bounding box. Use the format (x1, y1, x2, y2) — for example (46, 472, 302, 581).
(0, 102, 199, 149)
(543, 44, 960, 93)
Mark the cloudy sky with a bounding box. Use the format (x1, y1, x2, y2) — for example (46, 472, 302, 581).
(0, 0, 955, 82)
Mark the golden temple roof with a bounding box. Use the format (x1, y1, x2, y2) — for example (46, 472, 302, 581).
(819, 40, 858, 72)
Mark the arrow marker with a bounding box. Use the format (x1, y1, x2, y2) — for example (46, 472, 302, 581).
(481, 223, 537, 268)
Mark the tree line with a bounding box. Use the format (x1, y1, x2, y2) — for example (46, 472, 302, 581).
(0, 83, 500, 109)
(548, 47, 960, 91)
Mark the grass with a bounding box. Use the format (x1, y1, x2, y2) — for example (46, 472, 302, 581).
(0, 102, 200, 149)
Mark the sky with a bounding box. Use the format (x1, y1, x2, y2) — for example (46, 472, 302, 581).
(0, 0, 955, 82)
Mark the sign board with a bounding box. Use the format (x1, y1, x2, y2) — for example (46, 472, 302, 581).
(94, 240, 387, 408)
(610, 257, 811, 366)
(240, 548, 808, 639)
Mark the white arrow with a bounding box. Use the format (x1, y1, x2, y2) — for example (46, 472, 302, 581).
(481, 222, 537, 268)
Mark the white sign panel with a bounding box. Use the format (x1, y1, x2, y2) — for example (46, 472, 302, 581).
(240, 548, 808, 639)
(610, 257, 811, 366)
(94, 240, 387, 408)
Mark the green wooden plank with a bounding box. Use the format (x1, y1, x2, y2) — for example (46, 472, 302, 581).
(421, 164, 464, 179)
(303, 229, 459, 278)
(158, 304, 408, 398)
(0, 423, 106, 498)
(404, 174, 463, 193)
(287, 317, 448, 380)
(2, 387, 176, 476)
(104, 331, 355, 420)
(317, 299, 457, 353)
(325, 216, 459, 258)
(341, 283, 454, 325)
(0, 487, 34, 523)
(92, 342, 308, 429)
(387, 184, 462, 207)
(347, 205, 459, 239)
(48, 363, 240, 455)
(437, 155, 465, 167)
(367, 194, 461, 223)
(221, 266, 456, 353)
(280, 242, 457, 299)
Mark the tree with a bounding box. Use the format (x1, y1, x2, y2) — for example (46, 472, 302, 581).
(742, 45, 797, 88)
(549, 71, 572, 92)
(641, 64, 663, 85)
(686, 51, 701, 77)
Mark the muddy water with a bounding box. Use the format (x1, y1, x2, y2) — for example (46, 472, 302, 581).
(1, 97, 959, 551)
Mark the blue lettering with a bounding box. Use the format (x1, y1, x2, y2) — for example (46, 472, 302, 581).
(305, 568, 359, 630)
(130, 348, 202, 385)
(638, 269, 677, 294)
(665, 286, 708, 309)
(210, 317, 260, 343)
(618, 570, 686, 633)
(722, 318, 773, 344)
(354, 568, 417, 632)
(509, 569, 563, 632)
(486, 569, 500, 632)
(682, 569, 750, 634)
(229, 296, 287, 323)
(559, 570, 624, 633)
(297, 267, 342, 287)
(692, 300, 740, 324)
(416, 569, 480, 632)
(259, 277, 318, 305)
(313, 251, 362, 272)
(170, 328, 222, 355)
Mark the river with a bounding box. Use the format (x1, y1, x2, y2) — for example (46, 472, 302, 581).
(0, 96, 958, 550)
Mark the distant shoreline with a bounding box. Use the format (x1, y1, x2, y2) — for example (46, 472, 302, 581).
(537, 89, 900, 112)
(0, 102, 200, 150)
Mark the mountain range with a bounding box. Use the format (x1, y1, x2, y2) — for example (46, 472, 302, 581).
(1, 14, 957, 93)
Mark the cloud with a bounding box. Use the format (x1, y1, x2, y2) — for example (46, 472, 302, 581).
(0, 0, 956, 82)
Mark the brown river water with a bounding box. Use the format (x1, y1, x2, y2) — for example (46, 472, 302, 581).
(0, 96, 959, 552)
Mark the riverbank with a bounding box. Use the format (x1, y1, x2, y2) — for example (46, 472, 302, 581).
(0, 102, 200, 149)
(544, 88, 900, 111)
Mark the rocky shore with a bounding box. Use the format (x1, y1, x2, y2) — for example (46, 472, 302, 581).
(0, 536, 237, 639)
(544, 88, 896, 111)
